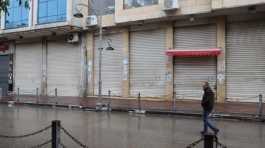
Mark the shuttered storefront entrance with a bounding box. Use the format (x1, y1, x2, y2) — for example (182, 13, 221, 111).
(130, 29, 167, 97)
(94, 33, 123, 96)
(47, 40, 81, 96)
(15, 43, 42, 94)
(227, 21, 265, 102)
(174, 25, 217, 100)
(0, 55, 9, 96)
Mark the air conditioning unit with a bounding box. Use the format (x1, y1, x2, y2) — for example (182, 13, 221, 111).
(163, 0, 179, 11)
(86, 15, 97, 26)
(67, 33, 79, 43)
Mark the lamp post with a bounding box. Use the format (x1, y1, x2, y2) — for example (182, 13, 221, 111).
(74, 1, 114, 110)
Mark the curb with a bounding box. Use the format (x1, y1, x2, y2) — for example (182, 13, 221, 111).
(2, 101, 265, 122)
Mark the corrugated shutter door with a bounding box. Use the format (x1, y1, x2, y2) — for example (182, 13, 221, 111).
(227, 21, 265, 102)
(0, 55, 9, 96)
(130, 29, 167, 97)
(174, 25, 217, 100)
(15, 43, 42, 94)
(47, 40, 81, 96)
(94, 33, 123, 96)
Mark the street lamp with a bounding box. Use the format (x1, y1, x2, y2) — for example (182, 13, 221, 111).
(73, 2, 114, 111)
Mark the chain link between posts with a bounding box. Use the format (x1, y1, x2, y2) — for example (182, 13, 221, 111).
(60, 126, 88, 148)
(30, 139, 52, 148)
(0, 125, 51, 139)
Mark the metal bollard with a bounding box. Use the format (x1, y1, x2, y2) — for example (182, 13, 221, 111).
(204, 134, 214, 148)
(173, 91, 176, 112)
(52, 120, 61, 148)
(36, 88, 39, 103)
(17, 88, 20, 96)
(108, 90, 111, 111)
(17, 88, 20, 102)
(138, 92, 141, 111)
(258, 94, 263, 118)
(55, 88, 58, 97)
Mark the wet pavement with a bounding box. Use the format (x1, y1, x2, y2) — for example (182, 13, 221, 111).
(0, 104, 264, 148)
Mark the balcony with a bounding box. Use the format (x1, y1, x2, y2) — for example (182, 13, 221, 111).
(0, 0, 88, 40)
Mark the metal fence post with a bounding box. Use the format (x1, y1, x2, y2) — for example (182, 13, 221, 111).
(108, 90, 111, 111)
(204, 134, 214, 148)
(173, 91, 176, 112)
(17, 88, 20, 102)
(52, 120, 61, 148)
(258, 94, 263, 118)
(138, 92, 141, 111)
(55, 88, 58, 97)
(36, 88, 39, 104)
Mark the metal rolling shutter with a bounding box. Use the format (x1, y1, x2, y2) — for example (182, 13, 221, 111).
(15, 43, 42, 95)
(47, 40, 81, 96)
(174, 25, 217, 100)
(94, 33, 123, 96)
(130, 29, 167, 97)
(227, 21, 265, 102)
(0, 55, 9, 96)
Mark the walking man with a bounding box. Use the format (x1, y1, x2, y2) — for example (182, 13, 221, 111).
(201, 81, 219, 135)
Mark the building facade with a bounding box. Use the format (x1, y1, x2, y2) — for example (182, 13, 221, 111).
(0, 0, 265, 103)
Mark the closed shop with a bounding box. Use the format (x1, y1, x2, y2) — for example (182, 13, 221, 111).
(0, 55, 9, 96)
(15, 42, 42, 95)
(130, 29, 167, 97)
(47, 40, 81, 96)
(226, 21, 265, 102)
(94, 33, 123, 96)
(173, 25, 217, 100)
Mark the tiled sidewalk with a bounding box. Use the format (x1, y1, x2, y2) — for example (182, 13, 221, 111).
(0, 95, 264, 119)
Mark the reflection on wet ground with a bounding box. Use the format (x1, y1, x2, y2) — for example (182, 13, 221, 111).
(0, 104, 264, 148)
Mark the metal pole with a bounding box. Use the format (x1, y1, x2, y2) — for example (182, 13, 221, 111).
(98, 9, 103, 104)
(17, 88, 20, 102)
(52, 120, 61, 148)
(138, 92, 141, 111)
(258, 94, 263, 118)
(108, 90, 111, 111)
(36, 88, 39, 103)
(173, 91, 176, 112)
(204, 134, 214, 148)
(55, 88, 58, 97)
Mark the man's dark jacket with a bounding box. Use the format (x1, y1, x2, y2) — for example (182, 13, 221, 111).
(201, 86, 215, 112)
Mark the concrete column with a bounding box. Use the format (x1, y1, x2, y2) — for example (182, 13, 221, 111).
(80, 33, 88, 97)
(165, 24, 174, 100)
(122, 29, 130, 98)
(216, 16, 226, 103)
(86, 33, 94, 96)
(41, 38, 48, 96)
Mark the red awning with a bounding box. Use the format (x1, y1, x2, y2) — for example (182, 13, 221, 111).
(165, 48, 221, 57)
(0, 43, 9, 52)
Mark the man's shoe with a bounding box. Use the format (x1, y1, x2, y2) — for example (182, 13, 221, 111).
(200, 131, 207, 135)
(214, 129, 219, 135)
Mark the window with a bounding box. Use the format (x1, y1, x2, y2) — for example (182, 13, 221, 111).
(124, 0, 158, 9)
(38, 0, 66, 24)
(89, 0, 115, 15)
(5, 0, 29, 29)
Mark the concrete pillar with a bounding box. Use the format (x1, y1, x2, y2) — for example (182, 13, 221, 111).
(216, 16, 226, 103)
(122, 29, 130, 98)
(41, 38, 48, 96)
(165, 24, 174, 100)
(80, 33, 88, 97)
(86, 33, 94, 96)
